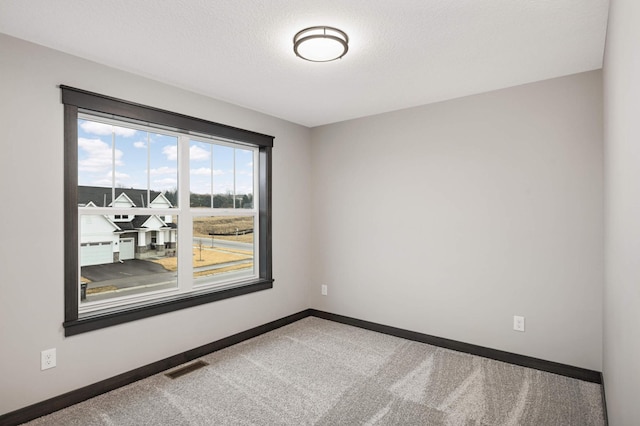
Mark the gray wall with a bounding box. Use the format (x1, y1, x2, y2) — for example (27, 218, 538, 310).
(310, 71, 604, 371)
(603, 0, 640, 423)
(0, 34, 312, 415)
(0, 31, 610, 418)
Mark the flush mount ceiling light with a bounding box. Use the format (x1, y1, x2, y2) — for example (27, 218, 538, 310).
(293, 26, 349, 62)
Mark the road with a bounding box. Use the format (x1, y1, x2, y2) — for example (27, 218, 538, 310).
(82, 259, 167, 282)
(85, 264, 254, 303)
(83, 254, 254, 303)
(193, 236, 252, 251)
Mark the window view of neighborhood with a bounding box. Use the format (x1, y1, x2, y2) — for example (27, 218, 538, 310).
(77, 117, 257, 307)
(78, 188, 180, 303)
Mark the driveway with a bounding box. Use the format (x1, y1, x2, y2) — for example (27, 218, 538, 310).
(81, 259, 168, 282)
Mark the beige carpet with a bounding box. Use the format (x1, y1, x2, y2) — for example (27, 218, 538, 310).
(25, 317, 605, 425)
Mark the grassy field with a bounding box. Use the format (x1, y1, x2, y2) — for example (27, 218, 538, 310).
(193, 216, 254, 244)
(87, 285, 117, 295)
(193, 262, 254, 277)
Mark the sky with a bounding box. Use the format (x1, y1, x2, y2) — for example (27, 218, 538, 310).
(77, 118, 255, 199)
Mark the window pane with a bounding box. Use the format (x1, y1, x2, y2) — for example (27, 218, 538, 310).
(190, 141, 247, 209)
(114, 126, 147, 194)
(150, 133, 178, 207)
(78, 117, 178, 208)
(77, 118, 117, 188)
(192, 216, 255, 286)
(79, 215, 179, 304)
(213, 145, 235, 206)
(236, 148, 254, 209)
(190, 140, 213, 207)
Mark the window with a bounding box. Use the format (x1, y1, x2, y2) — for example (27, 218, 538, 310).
(63, 86, 273, 336)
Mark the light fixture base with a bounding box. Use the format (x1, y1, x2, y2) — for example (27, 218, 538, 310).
(293, 26, 349, 62)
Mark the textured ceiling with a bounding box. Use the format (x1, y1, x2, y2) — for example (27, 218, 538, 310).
(0, 0, 609, 127)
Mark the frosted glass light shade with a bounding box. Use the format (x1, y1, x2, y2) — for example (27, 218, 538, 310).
(293, 26, 349, 62)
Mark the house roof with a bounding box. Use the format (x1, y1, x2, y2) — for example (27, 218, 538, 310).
(131, 215, 151, 229)
(78, 186, 162, 208)
(115, 215, 176, 232)
(78, 186, 176, 232)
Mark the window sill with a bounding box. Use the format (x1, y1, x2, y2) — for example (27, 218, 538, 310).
(63, 279, 273, 336)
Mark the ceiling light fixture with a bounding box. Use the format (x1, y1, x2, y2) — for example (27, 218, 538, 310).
(293, 26, 349, 62)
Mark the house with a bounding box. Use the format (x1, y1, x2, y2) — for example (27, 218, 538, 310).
(1, 1, 639, 424)
(77, 186, 177, 265)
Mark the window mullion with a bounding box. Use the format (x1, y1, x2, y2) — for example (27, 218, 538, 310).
(146, 132, 151, 206)
(210, 143, 214, 208)
(178, 135, 192, 292)
(111, 129, 115, 203)
(253, 150, 260, 272)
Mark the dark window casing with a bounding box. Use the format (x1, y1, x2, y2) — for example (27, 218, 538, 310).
(62, 86, 273, 336)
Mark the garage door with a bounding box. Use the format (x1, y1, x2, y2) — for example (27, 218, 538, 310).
(120, 238, 135, 260)
(80, 242, 113, 266)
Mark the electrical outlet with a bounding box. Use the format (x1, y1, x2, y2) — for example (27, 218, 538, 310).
(41, 348, 56, 370)
(321, 285, 328, 296)
(513, 316, 525, 332)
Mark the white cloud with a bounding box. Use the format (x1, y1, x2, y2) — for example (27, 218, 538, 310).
(80, 121, 137, 137)
(190, 145, 210, 161)
(191, 167, 210, 176)
(190, 167, 224, 176)
(150, 166, 177, 176)
(78, 138, 122, 172)
(113, 171, 130, 179)
(153, 178, 177, 191)
(113, 126, 137, 137)
(133, 141, 147, 149)
(214, 183, 234, 194)
(162, 145, 177, 161)
(113, 171, 132, 187)
(162, 144, 211, 162)
(189, 181, 210, 195)
(92, 171, 133, 188)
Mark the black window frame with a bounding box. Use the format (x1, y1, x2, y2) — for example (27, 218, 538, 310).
(62, 86, 273, 336)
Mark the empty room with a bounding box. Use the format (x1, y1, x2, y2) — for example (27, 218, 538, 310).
(0, 0, 638, 424)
